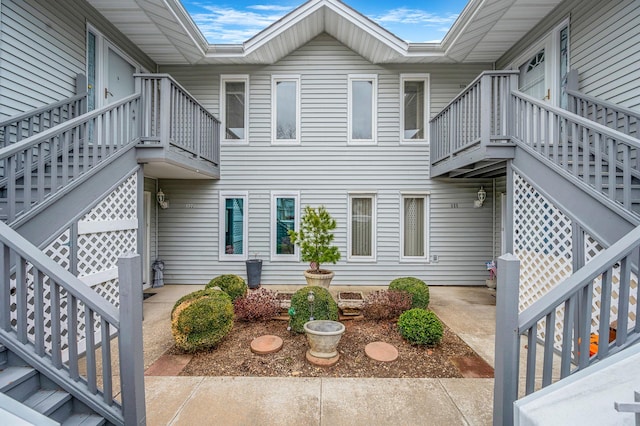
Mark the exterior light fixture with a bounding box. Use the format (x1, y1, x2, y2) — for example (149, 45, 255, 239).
(474, 186, 486, 208)
(157, 189, 169, 209)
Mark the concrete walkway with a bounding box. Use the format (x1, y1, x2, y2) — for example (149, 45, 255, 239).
(142, 285, 496, 426)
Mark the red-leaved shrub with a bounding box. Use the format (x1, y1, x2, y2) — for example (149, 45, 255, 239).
(233, 288, 281, 321)
(361, 290, 412, 320)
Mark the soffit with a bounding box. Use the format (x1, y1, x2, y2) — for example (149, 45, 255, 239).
(86, 0, 564, 66)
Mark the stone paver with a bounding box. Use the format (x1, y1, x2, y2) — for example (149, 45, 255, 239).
(250, 335, 284, 354)
(364, 341, 398, 362)
(144, 354, 193, 376)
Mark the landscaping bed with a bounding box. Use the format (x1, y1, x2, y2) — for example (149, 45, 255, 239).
(168, 316, 492, 378)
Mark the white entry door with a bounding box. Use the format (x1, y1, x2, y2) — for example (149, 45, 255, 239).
(105, 44, 136, 104)
(511, 20, 569, 107)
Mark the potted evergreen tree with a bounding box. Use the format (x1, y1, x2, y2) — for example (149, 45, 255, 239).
(288, 206, 341, 288)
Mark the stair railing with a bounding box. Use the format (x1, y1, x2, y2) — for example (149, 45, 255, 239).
(493, 225, 640, 425)
(0, 93, 140, 223)
(136, 73, 220, 166)
(0, 74, 88, 149)
(0, 221, 145, 425)
(511, 90, 640, 212)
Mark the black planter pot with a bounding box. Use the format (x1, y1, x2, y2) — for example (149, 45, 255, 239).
(246, 259, 262, 289)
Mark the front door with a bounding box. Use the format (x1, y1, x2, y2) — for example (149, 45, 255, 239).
(105, 43, 136, 104)
(512, 20, 569, 107)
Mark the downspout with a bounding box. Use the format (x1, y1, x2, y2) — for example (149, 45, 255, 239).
(492, 178, 497, 260)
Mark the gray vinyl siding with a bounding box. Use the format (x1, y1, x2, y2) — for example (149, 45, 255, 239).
(497, 0, 640, 110)
(157, 34, 495, 286)
(0, 0, 155, 120)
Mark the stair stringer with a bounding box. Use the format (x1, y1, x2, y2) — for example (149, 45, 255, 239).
(512, 145, 640, 248)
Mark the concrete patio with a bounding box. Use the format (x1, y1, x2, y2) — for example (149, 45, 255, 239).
(141, 285, 497, 425)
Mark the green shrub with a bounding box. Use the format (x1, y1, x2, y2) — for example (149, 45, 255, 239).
(171, 289, 234, 352)
(389, 277, 430, 309)
(397, 308, 443, 346)
(362, 289, 412, 320)
(289, 286, 338, 333)
(206, 274, 247, 302)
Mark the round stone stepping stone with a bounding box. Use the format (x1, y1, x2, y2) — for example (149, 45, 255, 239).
(250, 335, 283, 355)
(365, 341, 398, 362)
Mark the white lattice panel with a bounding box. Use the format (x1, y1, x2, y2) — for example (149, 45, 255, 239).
(513, 173, 573, 347)
(10, 173, 138, 357)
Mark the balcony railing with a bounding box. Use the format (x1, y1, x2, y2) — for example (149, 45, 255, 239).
(136, 74, 220, 167)
(430, 71, 519, 165)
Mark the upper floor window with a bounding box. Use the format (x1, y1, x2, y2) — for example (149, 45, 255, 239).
(272, 75, 300, 144)
(271, 192, 299, 261)
(401, 74, 429, 143)
(219, 192, 248, 261)
(401, 193, 429, 261)
(220, 75, 249, 142)
(348, 75, 377, 144)
(348, 193, 376, 261)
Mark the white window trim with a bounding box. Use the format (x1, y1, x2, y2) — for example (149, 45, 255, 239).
(400, 192, 430, 262)
(348, 74, 377, 145)
(270, 191, 300, 262)
(271, 75, 301, 145)
(400, 73, 430, 144)
(220, 74, 249, 144)
(347, 192, 377, 262)
(219, 191, 249, 261)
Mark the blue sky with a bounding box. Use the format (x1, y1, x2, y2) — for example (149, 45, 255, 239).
(181, 0, 469, 44)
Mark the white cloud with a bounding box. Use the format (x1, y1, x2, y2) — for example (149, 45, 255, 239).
(248, 4, 294, 12)
(189, 5, 294, 43)
(372, 8, 458, 26)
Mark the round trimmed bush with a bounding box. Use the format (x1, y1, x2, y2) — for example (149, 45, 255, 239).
(289, 286, 338, 333)
(389, 277, 430, 309)
(206, 274, 247, 302)
(171, 289, 234, 352)
(397, 308, 443, 346)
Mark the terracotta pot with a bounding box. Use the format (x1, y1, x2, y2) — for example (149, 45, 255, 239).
(303, 270, 334, 288)
(303, 320, 345, 358)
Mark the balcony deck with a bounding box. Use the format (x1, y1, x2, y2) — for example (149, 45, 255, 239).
(430, 71, 519, 178)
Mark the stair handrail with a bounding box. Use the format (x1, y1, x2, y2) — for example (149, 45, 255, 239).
(0, 221, 145, 425)
(0, 93, 140, 223)
(0, 74, 88, 149)
(566, 88, 640, 138)
(511, 89, 640, 211)
(493, 225, 640, 425)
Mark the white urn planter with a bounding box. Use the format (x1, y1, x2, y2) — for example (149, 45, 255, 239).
(303, 270, 335, 288)
(303, 320, 345, 361)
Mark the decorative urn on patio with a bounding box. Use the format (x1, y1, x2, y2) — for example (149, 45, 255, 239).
(303, 320, 345, 365)
(288, 206, 341, 288)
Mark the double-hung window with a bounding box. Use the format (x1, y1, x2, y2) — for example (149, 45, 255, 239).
(271, 192, 299, 261)
(348, 193, 376, 261)
(272, 75, 300, 144)
(219, 192, 248, 261)
(400, 74, 429, 143)
(220, 75, 249, 142)
(401, 193, 429, 261)
(348, 74, 377, 144)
